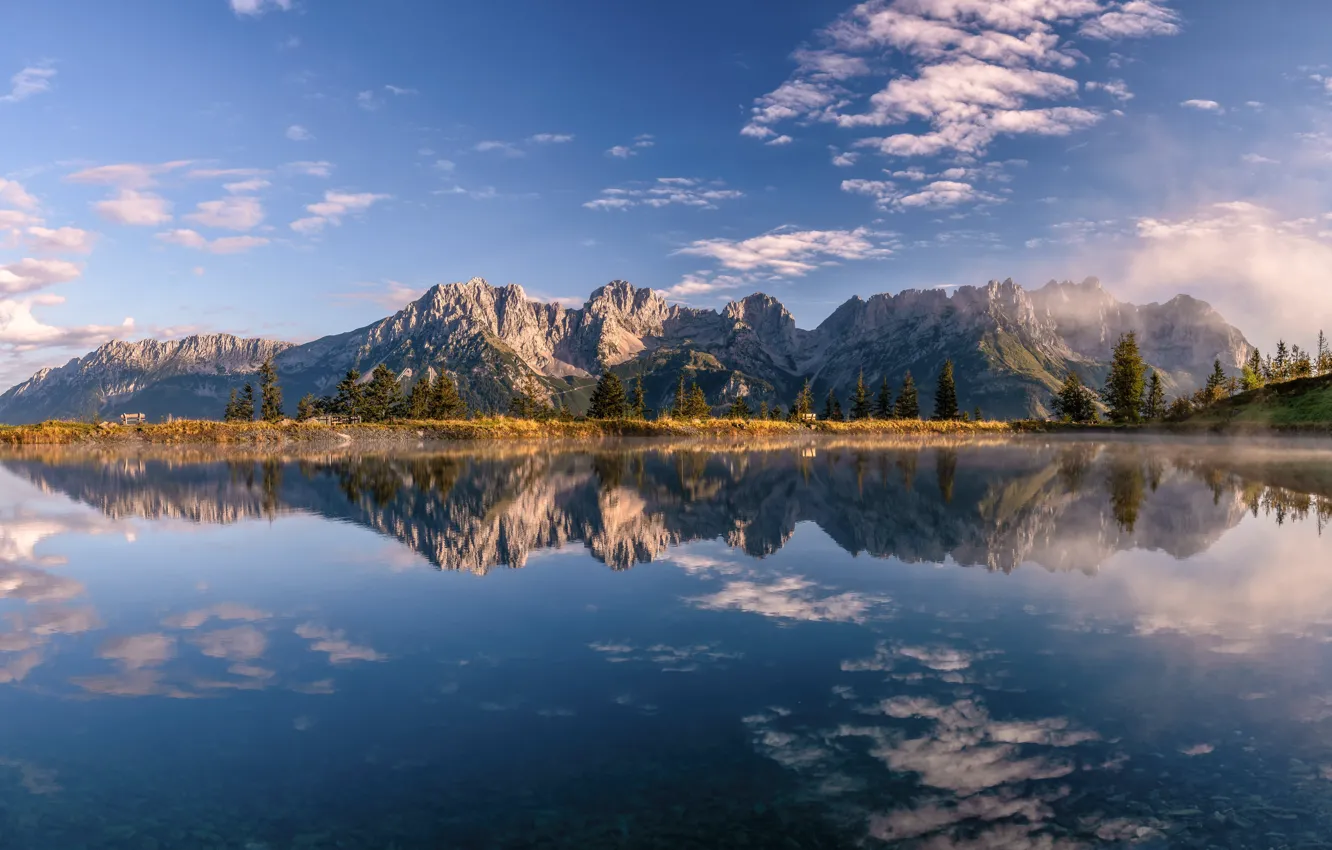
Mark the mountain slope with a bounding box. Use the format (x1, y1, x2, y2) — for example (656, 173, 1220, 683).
(0, 277, 1253, 423)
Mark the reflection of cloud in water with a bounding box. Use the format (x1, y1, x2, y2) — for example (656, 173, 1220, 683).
(97, 633, 175, 669)
(842, 641, 995, 675)
(667, 553, 749, 576)
(690, 577, 891, 624)
(165, 603, 270, 630)
(295, 623, 386, 664)
(588, 640, 741, 671)
(0, 757, 61, 795)
(0, 566, 84, 603)
(0, 652, 42, 683)
(71, 669, 197, 699)
(192, 625, 267, 661)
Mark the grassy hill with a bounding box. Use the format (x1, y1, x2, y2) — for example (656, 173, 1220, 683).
(1182, 373, 1332, 428)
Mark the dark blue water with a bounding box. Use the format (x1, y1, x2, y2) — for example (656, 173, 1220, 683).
(1, 438, 1330, 849)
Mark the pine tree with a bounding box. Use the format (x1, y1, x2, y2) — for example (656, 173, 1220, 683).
(258, 357, 284, 422)
(769, 404, 784, 421)
(823, 388, 842, 421)
(296, 393, 319, 420)
(972, 405, 982, 422)
(791, 379, 814, 420)
(758, 401, 769, 420)
(1142, 371, 1166, 420)
(588, 372, 628, 419)
(1051, 371, 1097, 423)
(727, 395, 752, 419)
(1242, 348, 1265, 392)
(932, 360, 960, 421)
(684, 383, 711, 418)
(894, 372, 920, 419)
(1202, 359, 1228, 405)
(1274, 340, 1290, 382)
(630, 376, 646, 419)
(851, 371, 872, 420)
(1102, 332, 1146, 424)
(406, 378, 432, 419)
(363, 364, 402, 421)
(1318, 331, 1332, 376)
(431, 370, 467, 419)
(876, 376, 893, 419)
(671, 375, 687, 418)
(335, 369, 363, 418)
(236, 383, 255, 421)
(223, 388, 240, 422)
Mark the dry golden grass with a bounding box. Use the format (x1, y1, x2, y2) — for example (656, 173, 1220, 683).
(0, 415, 1027, 446)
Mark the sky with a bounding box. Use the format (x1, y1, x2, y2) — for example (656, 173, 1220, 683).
(4, 0, 1332, 387)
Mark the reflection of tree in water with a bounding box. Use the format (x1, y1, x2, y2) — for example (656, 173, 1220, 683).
(1246, 484, 1332, 530)
(935, 449, 958, 504)
(896, 453, 917, 492)
(1106, 458, 1146, 533)
(1057, 444, 1095, 492)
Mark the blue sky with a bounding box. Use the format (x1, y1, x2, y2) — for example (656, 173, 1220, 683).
(3, 0, 1332, 386)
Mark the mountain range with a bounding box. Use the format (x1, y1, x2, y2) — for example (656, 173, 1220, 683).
(0, 276, 1253, 423)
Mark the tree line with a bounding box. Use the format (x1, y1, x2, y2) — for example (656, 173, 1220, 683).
(223, 360, 469, 423)
(1050, 330, 1332, 425)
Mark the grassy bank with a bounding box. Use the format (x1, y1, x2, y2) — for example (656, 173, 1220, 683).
(0, 416, 1023, 446)
(1174, 373, 1332, 432)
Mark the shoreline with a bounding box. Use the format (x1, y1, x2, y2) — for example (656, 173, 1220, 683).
(0, 417, 1328, 446)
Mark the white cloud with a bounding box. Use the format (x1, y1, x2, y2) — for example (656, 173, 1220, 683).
(0, 258, 82, 293)
(224, 178, 270, 193)
(606, 134, 655, 157)
(66, 161, 192, 189)
(285, 160, 333, 178)
(606, 145, 635, 158)
(26, 227, 96, 254)
(384, 84, 417, 96)
(1180, 98, 1222, 112)
(286, 124, 313, 141)
(432, 159, 456, 173)
(355, 90, 380, 111)
(0, 178, 39, 210)
(474, 140, 524, 157)
(829, 147, 860, 166)
(1085, 79, 1133, 101)
(766, 134, 794, 146)
(0, 65, 56, 104)
(184, 196, 264, 231)
(528, 133, 575, 144)
(676, 225, 892, 275)
(690, 576, 891, 623)
(230, 0, 292, 16)
(92, 190, 172, 226)
(156, 229, 269, 254)
(584, 178, 744, 211)
(740, 0, 1178, 158)
(1241, 153, 1278, 165)
(290, 190, 389, 234)
(333, 280, 426, 310)
(843, 177, 1002, 209)
(187, 167, 269, 180)
(0, 296, 133, 352)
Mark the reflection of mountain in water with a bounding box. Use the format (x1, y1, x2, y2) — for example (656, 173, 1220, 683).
(5, 442, 1328, 575)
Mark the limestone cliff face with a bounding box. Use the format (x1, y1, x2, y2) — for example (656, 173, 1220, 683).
(0, 276, 1253, 422)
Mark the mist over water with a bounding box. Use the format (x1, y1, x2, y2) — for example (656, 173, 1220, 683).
(0, 437, 1331, 849)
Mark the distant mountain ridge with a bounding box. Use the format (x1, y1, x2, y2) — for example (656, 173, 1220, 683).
(0, 277, 1253, 423)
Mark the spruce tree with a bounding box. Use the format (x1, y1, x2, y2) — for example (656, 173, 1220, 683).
(894, 372, 920, 419)
(932, 360, 960, 421)
(823, 388, 842, 421)
(1242, 348, 1265, 391)
(296, 393, 319, 420)
(769, 404, 784, 421)
(223, 388, 240, 422)
(1142, 371, 1166, 420)
(236, 383, 255, 421)
(727, 395, 752, 419)
(671, 375, 687, 418)
(258, 357, 284, 422)
(1102, 332, 1146, 424)
(431, 370, 467, 419)
(851, 370, 872, 420)
(335, 369, 363, 418)
(684, 383, 711, 418)
(363, 364, 403, 421)
(1274, 340, 1290, 382)
(791, 379, 814, 420)
(588, 372, 628, 419)
(1202, 359, 1228, 405)
(406, 379, 432, 419)
(1051, 371, 1097, 423)
(876, 376, 893, 419)
(972, 405, 982, 422)
(1318, 331, 1332, 376)
(758, 401, 769, 419)
(630, 376, 646, 419)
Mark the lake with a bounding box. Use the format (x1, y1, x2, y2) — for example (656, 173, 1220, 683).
(1, 437, 1330, 849)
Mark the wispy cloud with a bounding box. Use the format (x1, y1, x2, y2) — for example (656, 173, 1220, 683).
(384, 84, 417, 96)
(66, 161, 193, 189)
(156, 229, 269, 254)
(606, 134, 654, 158)
(92, 190, 172, 226)
(285, 160, 333, 178)
(474, 140, 524, 157)
(528, 133, 575, 144)
(26, 227, 96, 255)
(290, 190, 389, 234)
(332, 280, 425, 310)
(0, 65, 56, 104)
(285, 124, 313, 141)
(0, 258, 83, 294)
(583, 178, 743, 211)
(1180, 98, 1223, 112)
(842, 178, 1002, 210)
(676, 225, 892, 276)
(230, 0, 292, 16)
(184, 196, 264, 231)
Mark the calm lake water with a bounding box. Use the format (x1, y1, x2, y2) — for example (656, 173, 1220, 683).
(1, 437, 1331, 850)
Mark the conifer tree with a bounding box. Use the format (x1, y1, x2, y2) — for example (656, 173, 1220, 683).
(684, 383, 711, 418)
(1202, 359, 1228, 405)
(1102, 332, 1146, 424)
(1318, 331, 1332, 376)
(223, 388, 240, 422)
(823, 388, 842, 421)
(876, 376, 893, 419)
(894, 372, 920, 419)
(1274, 340, 1290, 382)
(296, 393, 319, 421)
(1051, 371, 1097, 423)
(851, 370, 872, 420)
(431, 370, 467, 419)
(791, 379, 814, 420)
(335, 369, 363, 418)
(363, 364, 403, 421)
(671, 375, 688, 418)
(727, 395, 752, 419)
(932, 360, 960, 421)
(769, 404, 784, 421)
(758, 401, 769, 419)
(258, 356, 284, 422)
(630, 376, 646, 419)
(973, 405, 982, 423)
(406, 379, 432, 419)
(1242, 348, 1265, 391)
(588, 372, 628, 419)
(236, 383, 255, 421)
(1142, 371, 1166, 420)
